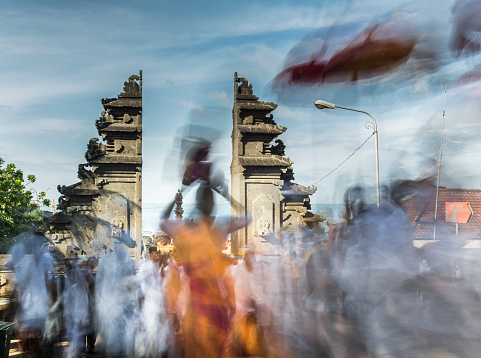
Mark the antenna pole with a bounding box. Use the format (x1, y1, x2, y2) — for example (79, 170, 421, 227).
(433, 81, 447, 240)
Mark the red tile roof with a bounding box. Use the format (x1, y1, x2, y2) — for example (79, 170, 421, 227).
(402, 187, 481, 240)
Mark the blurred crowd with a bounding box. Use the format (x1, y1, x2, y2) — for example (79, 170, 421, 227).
(6, 139, 481, 358)
(7, 177, 481, 358)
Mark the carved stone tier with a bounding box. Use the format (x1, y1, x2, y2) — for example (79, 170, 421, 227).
(91, 155, 143, 165)
(283, 183, 317, 196)
(239, 156, 293, 167)
(237, 124, 287, 135)
(97, 124, 140, 133)
(304, 212, 326, 223)
(101, 98, 142, 108)
(48, 213, 71, 224)
(234, 101, 277, 111)
(58, 188, 99, 196)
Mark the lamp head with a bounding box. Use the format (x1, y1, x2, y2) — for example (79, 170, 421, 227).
(314, 100, 336, 109)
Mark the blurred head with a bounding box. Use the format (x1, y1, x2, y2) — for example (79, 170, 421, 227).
(243, 246, 255, 271)
(87, 257, 99, 269)
(148, 246, 159, 262)
(344, 185, 366, 223)
(186, 140, 211, 164)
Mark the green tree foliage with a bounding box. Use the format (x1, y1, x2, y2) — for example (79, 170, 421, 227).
(0, 158, 51, 252)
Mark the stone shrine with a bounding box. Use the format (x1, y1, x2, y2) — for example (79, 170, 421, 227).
(231, 73, 324, 255)
(48, 72, 143, 259)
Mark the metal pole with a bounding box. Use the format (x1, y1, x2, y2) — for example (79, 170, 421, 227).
(433, 81, 448, 240)
(374, 124, 380, 208)
(31, 188, 40, 209)
(47, 188, 56, 214)
(336, 105, 380, 208)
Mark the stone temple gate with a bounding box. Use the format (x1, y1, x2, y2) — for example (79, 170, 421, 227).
(48, 72, 143, 259)
(231, 73, 324, 255)
(46, 71, 320, 259)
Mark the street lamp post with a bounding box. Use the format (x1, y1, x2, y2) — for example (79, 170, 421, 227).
(315, 100, 380, 208)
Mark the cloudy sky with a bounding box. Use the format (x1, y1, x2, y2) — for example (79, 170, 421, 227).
(1, 0, 481, 227)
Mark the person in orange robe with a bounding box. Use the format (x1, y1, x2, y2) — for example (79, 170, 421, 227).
(161, 183, 247, 358)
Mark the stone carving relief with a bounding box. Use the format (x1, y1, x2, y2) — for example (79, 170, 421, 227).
(257, 217, 271, 236)
(114, 142, 124, 153)
(77, 164, 96, 180)
(290, 184, 317, 195)
(264, 113, 276, 125)
(85, 138, 106, 162)
(96, 178, 107, 189)
(123, 114, 133, 123)
(271, 138, 286, 156)
(57, 195, 70, 210)
(281, 168, 295, 182)
(111, 216, 124, 238)
(95, 110, 114, 130)
(101, 110, 113, 122)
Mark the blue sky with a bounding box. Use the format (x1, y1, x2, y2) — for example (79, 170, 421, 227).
(1, 0, 481, 227)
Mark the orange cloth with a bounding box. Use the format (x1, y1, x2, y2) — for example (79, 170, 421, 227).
(173, 220, 234, 358)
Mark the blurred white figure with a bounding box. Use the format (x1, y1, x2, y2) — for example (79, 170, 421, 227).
(230, 248, 265, 357)
(136, 248, 170, 357)
(10, 232, 55, 358)
(95, 243, 136, 357)
(64, 264, 91, 358)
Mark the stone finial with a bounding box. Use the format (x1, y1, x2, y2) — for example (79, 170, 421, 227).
(85, 138, 106, 162)
(234, 72, 259, 101)
(119, 71, 142, 98)
(174, 189, 184, 220)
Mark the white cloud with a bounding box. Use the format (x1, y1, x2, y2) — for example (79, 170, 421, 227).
(206, 90, 231, 106)
(180, 100, 197, 110)
(0, 117, 90, 136)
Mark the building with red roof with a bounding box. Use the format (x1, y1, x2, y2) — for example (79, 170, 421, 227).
(402, 187, 481, 241)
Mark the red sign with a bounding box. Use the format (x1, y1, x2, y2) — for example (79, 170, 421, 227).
(445, 202, 473, 223)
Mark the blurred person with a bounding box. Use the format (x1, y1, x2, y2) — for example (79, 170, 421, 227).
(136, 246, 170, 357)
(147, 246, 160, 267)
(85, 257, 98, 354)
(287, 250, 302, 308)
(10, 231, 55, 358)
(417, 239, 481, 357)
(95, 243, 137, 357)
(162, 252, 187, 357)
(305, 240, 334, 314)
(328, 186, 367, 289)
(63, 262, 92, 358)
(43, 273, 63, 357)
(340, 180, 428, 358)
(228, 247, 265, 357)
(159, 253, 169, 278)
(161, 181, 248, 358)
